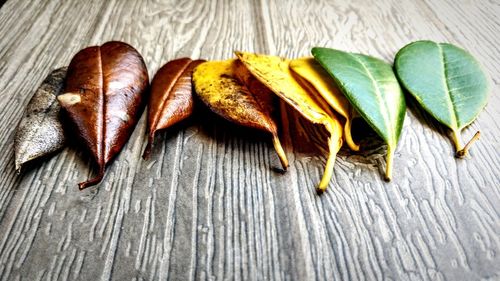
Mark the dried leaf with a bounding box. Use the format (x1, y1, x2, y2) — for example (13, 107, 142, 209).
(14, 67, 67, 172)
(58, 41, 149, 189)
(193, 59, 288, 170)
(143, 58, 205, 159)
(235, 51, 343, 193)
(290, 57, 359, 151)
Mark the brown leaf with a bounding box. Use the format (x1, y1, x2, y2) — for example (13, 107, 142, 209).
(193, 59, 288, 170)
(57, 41, 149, 189)
(14, 67, 67, 172)
(143, 58, 205, 159)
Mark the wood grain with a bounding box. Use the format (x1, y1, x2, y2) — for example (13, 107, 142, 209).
(0, 0, 498, 280)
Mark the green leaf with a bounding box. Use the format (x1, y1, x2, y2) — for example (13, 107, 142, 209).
(394, 40, 489, 157)
(312, 47, 406, 181)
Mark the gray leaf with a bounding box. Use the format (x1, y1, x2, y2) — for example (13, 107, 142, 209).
(14, 67, 67, 173)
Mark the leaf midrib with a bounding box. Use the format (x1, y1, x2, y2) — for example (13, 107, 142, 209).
(437, 43, 459, 130)
(98, 47, 105, 164)
(154, 61, 191, 131)
(348, 53, 394, 145)
(243, 73, 277, 133)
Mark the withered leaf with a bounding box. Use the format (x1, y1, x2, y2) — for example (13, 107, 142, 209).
(14, 67, 67, 173)
(143, 58, 205, 159)
(290, 57, 359, 151)
(58, 41, 149, 189)
(193, 59, 288, 170)
(235, 51, 343, 193)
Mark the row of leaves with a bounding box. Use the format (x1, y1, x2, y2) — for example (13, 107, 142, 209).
(14, 40, 489, 193)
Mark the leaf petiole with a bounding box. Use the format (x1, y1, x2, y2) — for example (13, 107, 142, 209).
(344, 117, 359, 151)
(456, 131, 480, 158)
(317, 134, 337, 194)
(384, 146, 394, 181)
(272, 134, 288, 170)
(451, 129, 463, 152)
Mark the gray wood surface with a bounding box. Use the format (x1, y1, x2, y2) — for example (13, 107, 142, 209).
(0, 0, 499, 280)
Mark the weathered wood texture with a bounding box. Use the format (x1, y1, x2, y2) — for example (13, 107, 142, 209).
(0, 0, 498, 280)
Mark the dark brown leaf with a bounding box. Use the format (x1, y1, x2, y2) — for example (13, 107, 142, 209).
(57, 41, 149, 189)
(14, 67, 67, 173)
(143, 58, 205, 159)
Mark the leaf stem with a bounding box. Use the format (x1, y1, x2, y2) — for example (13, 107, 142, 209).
(142, 133, 154, 159)
(79, 166, 105, 190)
(451, 130, 463, 153)
(317, 136, 336, 194)
(456, 131, 480, 158)
(344, 117, 360, 151)
(384, 146, 394, 181)
(272, 134, 288, 170)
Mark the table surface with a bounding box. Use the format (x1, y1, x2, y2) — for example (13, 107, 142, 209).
(0, 0, 499, 280)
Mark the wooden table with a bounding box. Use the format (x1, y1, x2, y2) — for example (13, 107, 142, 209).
(0, 0, 498, 280)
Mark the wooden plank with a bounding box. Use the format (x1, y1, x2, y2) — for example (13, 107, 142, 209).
(0, 0, 498, 280)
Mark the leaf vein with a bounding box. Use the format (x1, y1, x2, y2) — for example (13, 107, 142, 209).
(437, 43, 459, 129)
(348, 54, 393, 143)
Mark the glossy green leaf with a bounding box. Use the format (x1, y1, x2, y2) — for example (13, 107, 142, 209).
(312, 47, 406, 181)
(394, 40, 490, 157)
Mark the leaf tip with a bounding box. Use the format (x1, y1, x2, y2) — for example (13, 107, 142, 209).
(15, 163, 22, 175)
(344, 132, 360, 152)
(142, 149, 151, 160)
(271, 134, 289, 171)
(142, 132, 156, 160)
(78, 170, 104, 190)
(142, 142, 152, 160)
(455, 147, 466, 158)
(344, 118, 360, 151)
(384, 147, 394, 182)
(316, 186, 326, 195)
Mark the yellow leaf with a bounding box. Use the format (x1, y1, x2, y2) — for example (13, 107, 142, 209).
(235, 51, 343, 193)
(193, 59, 288, 170)
(290, 57, 359, 151)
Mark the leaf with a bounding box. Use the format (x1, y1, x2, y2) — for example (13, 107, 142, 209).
(233, 58, 278, 118)
(312, 47, 406, 181)
(58, 41, 149, 189)
(192, 59, 288, 170)
(14, 67, 67, 172)
(143, 58, 205, 159)
(394, 40, 490, 157)
(235, 51, 343, 193)
(290, 57, 359, 151)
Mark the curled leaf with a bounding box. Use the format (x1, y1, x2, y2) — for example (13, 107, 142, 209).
(143, 58, 205, 159)
(193, 59, 288, 170)
(394, 40, 490, 157)
(14, 67, 67, 172)
(58, 41, 149, 189)
(235, 51, 343, 193)
(312, 47, 406, 181)
(290, 57, 359, 151)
